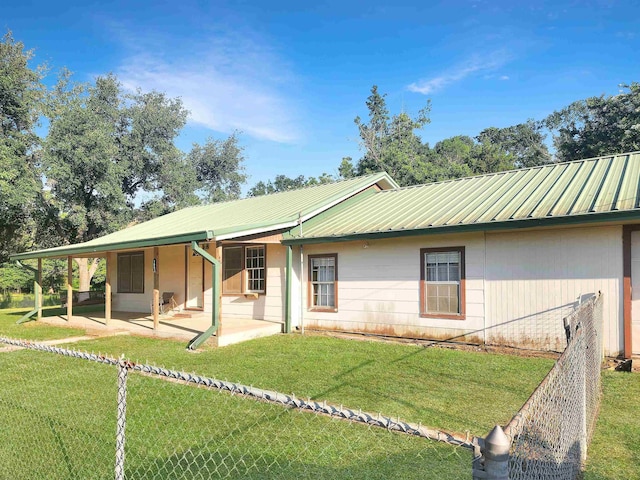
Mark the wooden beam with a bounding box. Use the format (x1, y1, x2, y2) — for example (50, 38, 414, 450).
(216, 243, 223, 345)
(36, 258, 43, 321)
(105, 253, 112, 326)
(153, 247, 159, 331)
(67, 257, 73, 322)
(622, 225, 640, 359)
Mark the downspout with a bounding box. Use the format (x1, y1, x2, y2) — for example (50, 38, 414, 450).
(15, 260, 40, 325)
(187, 241, 220, 350)
(298, 213, 305, 335)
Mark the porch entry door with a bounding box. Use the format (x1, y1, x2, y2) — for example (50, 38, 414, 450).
(186, 248, 204, 309)
(631, 231, 640, 355)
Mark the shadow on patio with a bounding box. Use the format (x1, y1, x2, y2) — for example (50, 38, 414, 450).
(40, 311, 283, 347)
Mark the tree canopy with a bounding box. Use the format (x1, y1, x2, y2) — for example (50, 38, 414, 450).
(546, 83, 640, 161)
(0, 31, 44, 262)
(0, 31, 248, 289)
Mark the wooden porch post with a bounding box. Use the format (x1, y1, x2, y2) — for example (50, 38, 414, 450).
(36, 258, 43, 321)
(153, 247, 160, 330)
(105, 253, 112, 326)
(215, 242, 223, 343)
(67, 257, 73, 321)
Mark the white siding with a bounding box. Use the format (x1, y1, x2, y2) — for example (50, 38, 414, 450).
(485, 226, 622, 354)
(218, 243, 286, 322)
(295, 225, 623, 356)
(301, 233, 486, 342)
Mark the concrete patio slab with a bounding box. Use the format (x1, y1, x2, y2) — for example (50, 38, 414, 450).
(39, 311, 282, 347)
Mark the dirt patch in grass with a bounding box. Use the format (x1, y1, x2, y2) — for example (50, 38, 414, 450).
(306, 329, 561, 360)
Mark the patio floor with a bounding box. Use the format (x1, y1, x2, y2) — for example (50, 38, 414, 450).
(40, 310, 283, 347)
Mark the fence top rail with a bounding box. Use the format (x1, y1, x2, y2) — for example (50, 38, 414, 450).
(0, 336, 476, 450)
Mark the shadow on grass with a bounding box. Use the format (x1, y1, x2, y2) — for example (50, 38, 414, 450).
(2, 304, 104, 318)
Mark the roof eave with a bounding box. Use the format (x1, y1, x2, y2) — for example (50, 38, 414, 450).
(10, 231, 213, 261)
(282, 209, 640, 245)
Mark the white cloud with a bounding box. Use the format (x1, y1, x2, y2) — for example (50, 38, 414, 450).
(114, 29, 300, 143)
(500, 75, 510, 80)
(407, 50, 512, 95)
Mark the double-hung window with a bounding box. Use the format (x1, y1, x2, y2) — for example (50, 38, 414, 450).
(309, 254, 337, 311)
(222, 245, 266, 294)
(118, 251, 145, 293)
(420, 247, 465, 319)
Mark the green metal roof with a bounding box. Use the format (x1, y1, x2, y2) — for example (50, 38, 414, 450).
(12, 172, 397, 260)
(284, 152, 640, 244)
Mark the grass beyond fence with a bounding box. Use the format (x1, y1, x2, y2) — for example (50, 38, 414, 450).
(0, 308, 555, 437)
(584, 370, 640, 480)
(0, 348, 472, 479)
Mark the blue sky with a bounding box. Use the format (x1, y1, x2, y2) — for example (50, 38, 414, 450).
(4, 0, 640, 188)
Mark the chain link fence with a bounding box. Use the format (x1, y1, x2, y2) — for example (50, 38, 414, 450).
(0, 337, 473, 479)
(474, 293, 604, 480)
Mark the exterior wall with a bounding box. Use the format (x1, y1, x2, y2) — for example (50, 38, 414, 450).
(485, 226, 622, 355)
(297, 225, 623, 356)
(110, 245, 189, 314)
(300, 233, 486, 341)
(110, 247, 155, 313)
(210, 243, 286, 323)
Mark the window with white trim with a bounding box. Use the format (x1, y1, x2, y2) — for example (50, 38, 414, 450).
(309, 254, 337, 310)
(420, 247, 465, 318)
(222, 245, 266, 294)
(245, 246, 265, 293)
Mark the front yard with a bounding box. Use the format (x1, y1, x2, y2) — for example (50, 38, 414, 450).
(0, 307, 637, 479)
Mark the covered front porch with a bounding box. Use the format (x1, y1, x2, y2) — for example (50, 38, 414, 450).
(40, 309, 283, 347)
(14, 235, 294, 349)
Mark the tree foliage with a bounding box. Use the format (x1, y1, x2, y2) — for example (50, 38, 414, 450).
(350, 86, 553, 187)
(546, 83, 640, 161)
(0, 32, 248, 289)
(248, 173, 334, 197)
(0, 31, 45, 262)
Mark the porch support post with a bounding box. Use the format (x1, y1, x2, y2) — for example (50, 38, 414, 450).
(187, 241, 221, 350)
(215, 243, 222, 341)
(36, 258, 43, 321)
(67, 256, 73, 322)
(284, 244, 292, 333)
(105, 253, 112, 326)
(153, 247, 160, 331)
(622, 225, 639, 358)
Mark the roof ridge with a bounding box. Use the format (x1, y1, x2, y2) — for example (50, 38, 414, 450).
(178, 171, 389, 209)
(375, 151, 640, 194)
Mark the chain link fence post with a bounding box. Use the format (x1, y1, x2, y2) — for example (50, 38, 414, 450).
(115, 357, 128, 480)
(473, 425, 510, 480)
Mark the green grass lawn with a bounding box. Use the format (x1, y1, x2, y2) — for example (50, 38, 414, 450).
(584, 370, 640, 480)
(11, 306, 639, 479)
(0, 306, 87, 341)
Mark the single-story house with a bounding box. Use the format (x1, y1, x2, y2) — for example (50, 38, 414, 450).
(12, 152, 640, 357)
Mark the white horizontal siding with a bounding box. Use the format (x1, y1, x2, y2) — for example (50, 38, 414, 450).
(219, 244, 286, 323)
(485, 226, 622, 355)
(301, 233, 486, 341)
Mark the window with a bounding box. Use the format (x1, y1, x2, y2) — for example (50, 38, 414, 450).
(309, 254, 337, 311)
(118, 251, 145, 293)
(420, 247, 465, 319)
(245, 246, 265, 293)
(222, 245, 266, 294)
